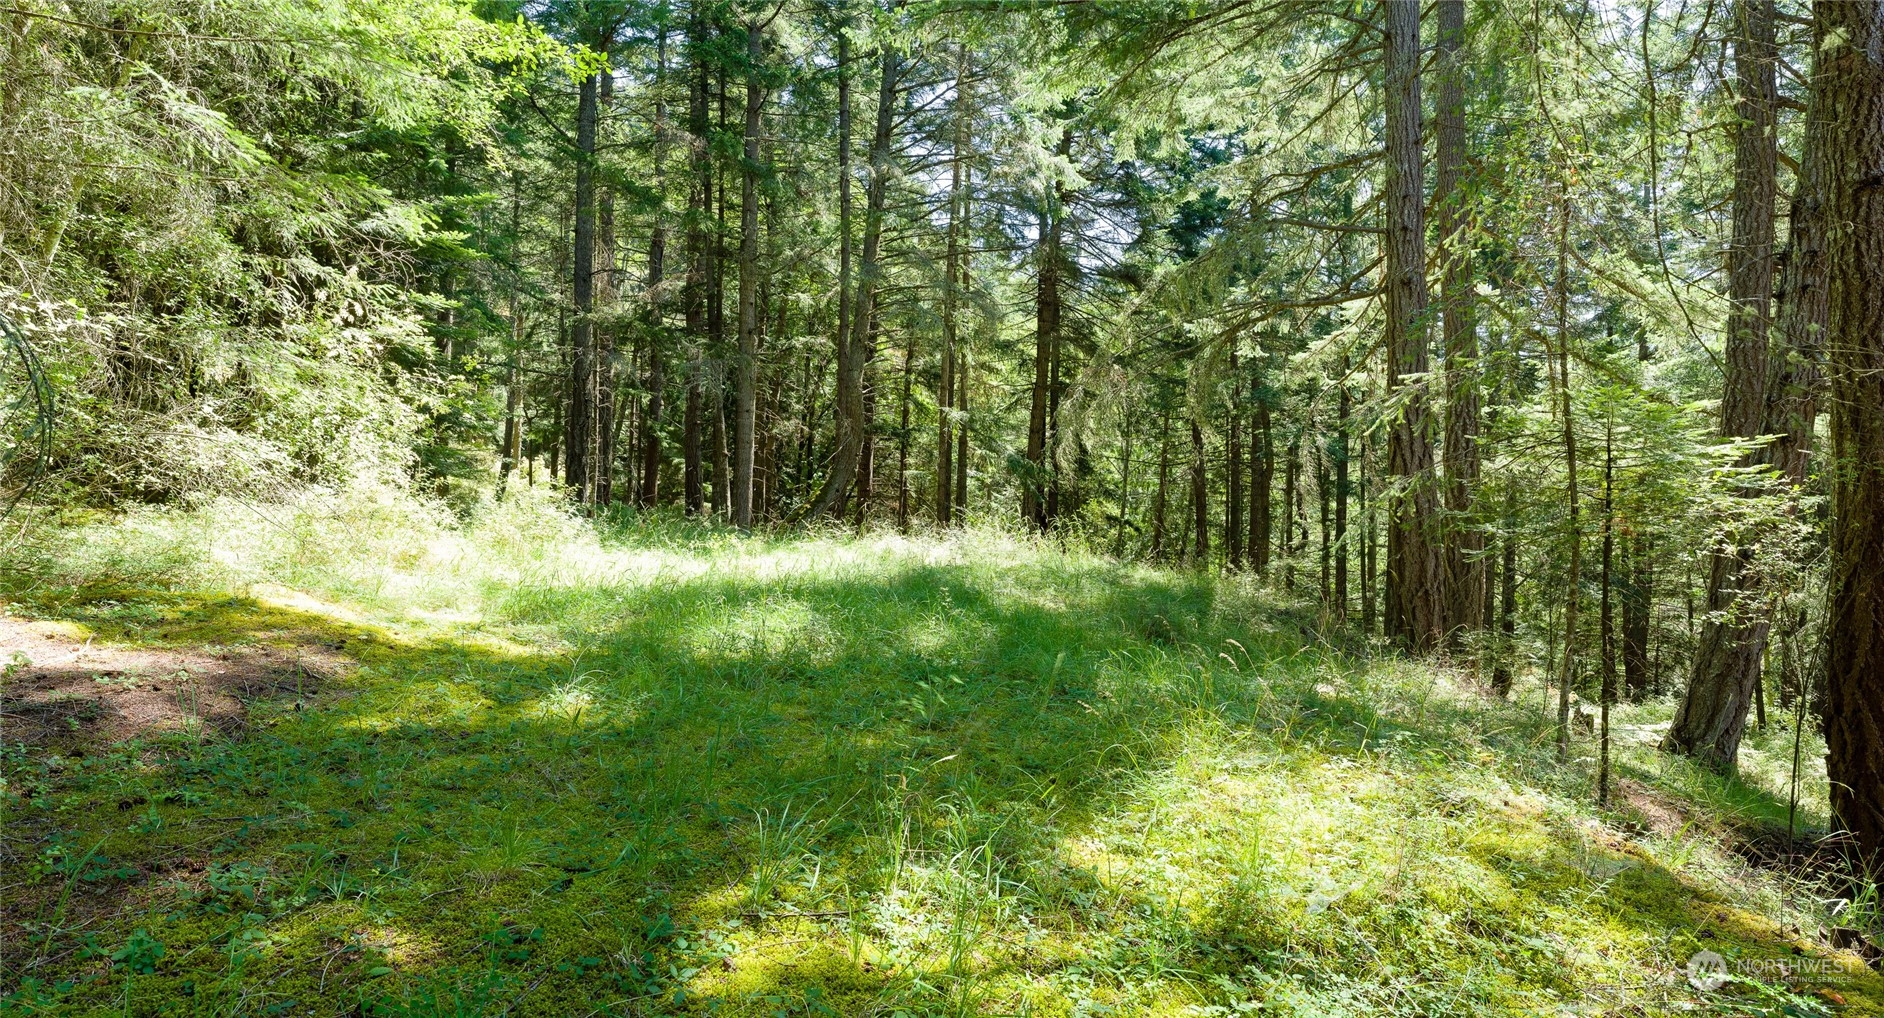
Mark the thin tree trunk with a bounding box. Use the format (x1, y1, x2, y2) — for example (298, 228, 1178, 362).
(937, 45, 968, 527)
(809, 38, 893, 520)
(565, 67, 599, 504)
(1820, 0, 1884, 867)
(1335, 366, 1350, 621)
(640, 28, 670, 508)
(1252, 401, 1272, 573)
(731, 19, 764, 529)
(683, 13, 710, 514)
(1151, 410, 1171, 560)
(1600, 409, 1617, 805)
(1492, 483, 1518, 696)
(1190, 416, 1208, 566)
(955, 347, 969, 522)
(1228, 354, 1243, 568)
(1383, 0, 1445, 650)
(1024, 140, 1068, 531)
(1553, 188, 1580, 764)
(1666, 0, 1779, 771)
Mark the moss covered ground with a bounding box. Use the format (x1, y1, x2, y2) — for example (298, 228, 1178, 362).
(1, 488, 1877, 1016)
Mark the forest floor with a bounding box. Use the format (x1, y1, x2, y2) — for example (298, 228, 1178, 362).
(1, 486, 1879, 1017)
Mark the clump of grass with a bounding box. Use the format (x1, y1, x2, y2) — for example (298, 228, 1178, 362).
(0, 491, 1875, 1017)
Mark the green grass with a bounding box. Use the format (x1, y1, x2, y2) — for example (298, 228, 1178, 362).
(1, 485, 1878, 1016)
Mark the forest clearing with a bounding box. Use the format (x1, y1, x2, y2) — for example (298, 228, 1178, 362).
(2, 0, 1883, 1014)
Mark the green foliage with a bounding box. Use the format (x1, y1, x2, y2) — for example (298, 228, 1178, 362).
(0, 499, 1875, 1016)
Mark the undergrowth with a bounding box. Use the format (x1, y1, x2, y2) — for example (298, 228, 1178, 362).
(0, 484, 1877, 1016)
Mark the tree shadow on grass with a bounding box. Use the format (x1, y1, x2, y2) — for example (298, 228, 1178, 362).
(2, 559, 1877, 1017)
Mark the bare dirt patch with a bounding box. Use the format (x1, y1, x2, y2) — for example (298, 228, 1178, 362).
(0, 615, 352, 746)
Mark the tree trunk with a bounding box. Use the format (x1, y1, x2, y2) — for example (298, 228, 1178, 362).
(501, 169, 524, 493)
(683, 13, 711, 515)
(1599, 410, 1617, 804)
(1190, 416, 1208, 566)
(1820, 0, 1884, 869)
(955, 347, 969, 521)
(1383, 0, 1445, 650)
(937, 45, 968, 527)
(565, 67, 599, 504)
(1436, 0, 1482, 647)
(1151, 410, 1171, 560)
(1553, 189, 1580, 764)
(1666, 0, 1779, 771)
(1621, 531, 1654, 699)
(809, 39, 893, 520)
(1492, 486, 1518, 697)
(1024, 140, 1068, 531)
(1335, 367, 1350, 621)
(1228, 358, 1244, 569)
(731, 19, 764, 529)
(1769, 70, 1829, 489)
(1251, 400, 1272, 573)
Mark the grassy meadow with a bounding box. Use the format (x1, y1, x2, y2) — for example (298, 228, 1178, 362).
(0, 486, 1877, 1016)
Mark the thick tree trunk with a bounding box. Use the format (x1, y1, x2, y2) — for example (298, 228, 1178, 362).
(1820, 0, 1884, 868)
(1769, 83, 1829, 489)
(731, 20, 764, 529)
(1383, 0, 1446, 650)
(1436, 0, 1482, 647)
(1666, 0, 1779, 770)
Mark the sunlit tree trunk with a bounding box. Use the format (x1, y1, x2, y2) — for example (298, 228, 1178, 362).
(731, 19, 764, 529)
(1666, 0, 1778, 770)
(1436, 0, 1481, 647)
(565, 67, 599, 504)
(1819, 0, 1884, 868)
(1383, 0, 1445, 650)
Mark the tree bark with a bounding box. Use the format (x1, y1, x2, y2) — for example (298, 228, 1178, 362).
(1024, 133, 1070, 531)
(1228, 355, 1243, 569)
(1190, 416, 1208, 565)
(1436, 0, 1482, 647)
(1383, 0, 1446, 650)
(682, 13, 711, 514)
(809, 38, 894, 520)
(1820, 0, 1884, 868)
(565, 67, 599, 504)
(731, 19, 764, 529)
(1251, 400, 1272, 574)
(1666, 0, 1778, 770)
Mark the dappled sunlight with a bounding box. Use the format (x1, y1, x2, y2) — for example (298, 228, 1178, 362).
(3, 509, 1878, 1017)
